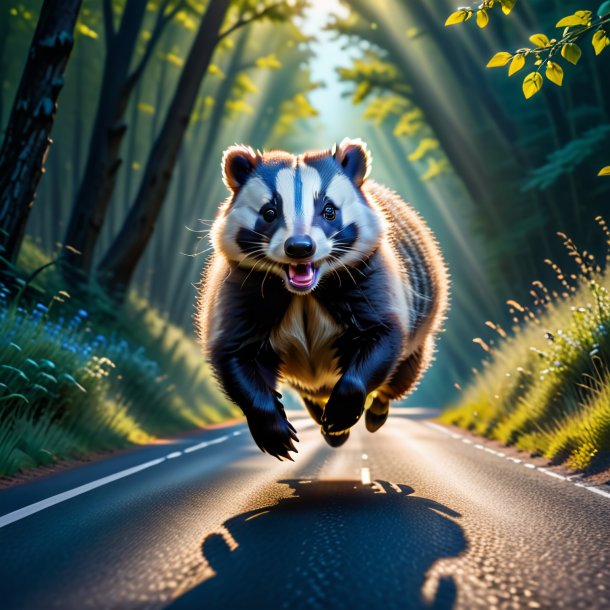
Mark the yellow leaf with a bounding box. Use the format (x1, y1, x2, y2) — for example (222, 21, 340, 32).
(421, 158, 449, 181)
(500, 0, 516, 15)
(523, 72, 543, 99)
(408, 138, 440, 162)
(592, 30, 610, 55)
(561, 43, 582, 65)
(508, 54, 526, 76)
(599, 166, 610, 176)
(255, 53, 282, 69)
(165, 53, 183, 67)
(529, 33, 550, 47)
(556, 13, 590, 27)
(76, 23, 99, 39)
(445, 9, 472, 26)
(545, 61, 564, 86)
(487, 51, 513, 67)
(137, 102, 155, 114)
(476, 9, 489, 28)
(575, 10, 593, 22)
(208, 64, 225, 78)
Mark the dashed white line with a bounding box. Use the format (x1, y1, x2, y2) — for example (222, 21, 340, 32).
(166, 452, 182, 459)
(425, 422, 610, 502)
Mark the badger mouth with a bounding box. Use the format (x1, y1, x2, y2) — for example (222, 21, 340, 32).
(286, 262, 317, 291)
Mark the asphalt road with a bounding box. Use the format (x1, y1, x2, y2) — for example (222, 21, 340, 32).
(1, 410, 609, 610)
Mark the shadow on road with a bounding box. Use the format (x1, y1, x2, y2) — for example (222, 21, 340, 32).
(168, 479, 466, 610)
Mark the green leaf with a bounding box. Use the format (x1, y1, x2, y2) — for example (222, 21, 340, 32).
(523, 72, 543, 99)
(0, 393, 29, 404)
(508, 54, 526, 76)
(487, 51, 513, 67)
(599, 1, 610, 17)
(599, 166, 610, 176)
(561, 43, 582, 65)
(545, 61, 564, 86)
(445, 9, 472, 26)
(476, 9, 489, 28)
(592, 29, 610, 55)
(530, 33, 550, 47)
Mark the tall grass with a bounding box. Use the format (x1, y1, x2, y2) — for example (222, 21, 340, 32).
(0, 240, 237, 478)
(441, 219, 610, 471)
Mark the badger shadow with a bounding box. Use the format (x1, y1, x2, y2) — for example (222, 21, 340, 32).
(168, 479, 466, 610)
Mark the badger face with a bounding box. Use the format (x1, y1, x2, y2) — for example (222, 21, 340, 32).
(213, 138, 383, 295)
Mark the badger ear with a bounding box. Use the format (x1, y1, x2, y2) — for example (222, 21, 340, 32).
(333, 137, 371, 187)
(222, 144, 261, 192)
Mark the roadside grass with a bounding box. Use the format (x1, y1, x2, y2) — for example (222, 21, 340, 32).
(440, 221, 610, 471)
(0, 239, 237, 477)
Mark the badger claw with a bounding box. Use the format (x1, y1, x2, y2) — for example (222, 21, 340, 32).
(246, 407, 299, 460)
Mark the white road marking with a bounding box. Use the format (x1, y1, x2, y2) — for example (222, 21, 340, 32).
(574, 483, 610, 499)
(0, 458, 166, 529)
(360, 467, 371, 485)
(0, 417, 318, 530)
(425, 422, 610, 502)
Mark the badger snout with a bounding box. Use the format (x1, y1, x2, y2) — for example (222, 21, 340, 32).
(284, 234, 315, 259)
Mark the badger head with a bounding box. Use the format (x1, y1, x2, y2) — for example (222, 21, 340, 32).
(212, 138, 383, 294)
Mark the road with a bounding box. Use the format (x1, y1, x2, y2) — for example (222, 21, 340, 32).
(0, 410, 609, 610)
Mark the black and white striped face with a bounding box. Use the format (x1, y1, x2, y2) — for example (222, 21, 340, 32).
(213, 138, 383, 294)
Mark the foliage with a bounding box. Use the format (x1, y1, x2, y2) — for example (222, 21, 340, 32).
(445, 0, 517, 28)
(0, 240, 237, 478)
(441, 220, 610, 470)
(447, 2, 610, 98)
(522, 125, 610, 190)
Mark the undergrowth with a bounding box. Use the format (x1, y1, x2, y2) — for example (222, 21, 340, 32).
(440, 218, 610, 471)
(0, 239, 237, 477)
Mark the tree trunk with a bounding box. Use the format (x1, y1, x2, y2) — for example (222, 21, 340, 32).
(0, 0, 82, 268)
(97, 0, 231, 298)
(60, 1, 149, 280)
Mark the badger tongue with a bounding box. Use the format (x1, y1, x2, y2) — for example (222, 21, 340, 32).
(288, 262, 315, 287)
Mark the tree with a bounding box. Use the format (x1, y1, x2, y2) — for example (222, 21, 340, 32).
(96, 0, 306, 299)
(61, 0, 188, 281)
(0, 0, 82, 270)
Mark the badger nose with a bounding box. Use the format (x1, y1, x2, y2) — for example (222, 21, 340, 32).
(284, 235, 315, 259)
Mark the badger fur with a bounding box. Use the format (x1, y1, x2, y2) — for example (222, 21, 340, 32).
(197, 138, 448, 459)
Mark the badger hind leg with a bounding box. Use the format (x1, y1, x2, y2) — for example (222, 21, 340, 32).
(302, 395, 350, 447)
(321, 428, 350, 447)
(365, 340, 432, 433)
(301, 396, 324, 425)
(365, 392, 390, 433)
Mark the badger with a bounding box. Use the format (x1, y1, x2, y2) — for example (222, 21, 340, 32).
(196, 138, 448, 460)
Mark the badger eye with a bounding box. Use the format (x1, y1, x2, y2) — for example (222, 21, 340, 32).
(322, 201, 336, 221)
(263, 208, 277, 223)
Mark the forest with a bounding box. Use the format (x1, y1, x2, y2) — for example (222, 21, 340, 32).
(0, 0, 609, 477)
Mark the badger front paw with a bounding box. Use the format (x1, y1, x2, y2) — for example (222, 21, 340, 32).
(246, 402, 299, 460)
(322, 375, 366, 433)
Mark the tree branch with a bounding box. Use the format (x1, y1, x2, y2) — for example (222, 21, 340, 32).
(217, 0, 286, 41)
(125, 0, 187, 96)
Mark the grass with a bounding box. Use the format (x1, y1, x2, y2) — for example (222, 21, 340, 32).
(0, 238, 238, 478)
(440, 220, 610, 471)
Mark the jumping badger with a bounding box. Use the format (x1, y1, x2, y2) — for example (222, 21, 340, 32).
(197, 138, 448, 459)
